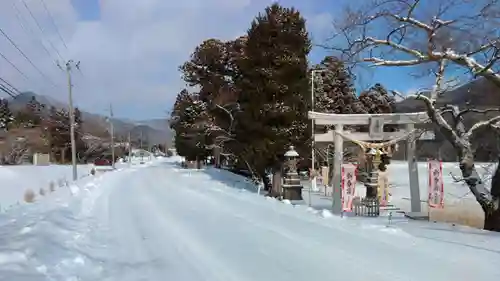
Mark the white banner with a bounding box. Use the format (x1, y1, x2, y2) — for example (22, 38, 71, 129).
(377, 170, 390, 207)
(311, 176, 318, 192)
(428, 160, 444, 208)
(341, 164, 357, 212)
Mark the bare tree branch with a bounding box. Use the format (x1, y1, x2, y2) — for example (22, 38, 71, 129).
(329, 0, 500, 86)
(463, 116, 500, 142)
(405, 93, 494, 207)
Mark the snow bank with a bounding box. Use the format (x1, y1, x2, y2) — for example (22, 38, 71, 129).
(0, 165, 96, 212)
(303, 161, 496, 228)
(198, 167, 258, 193)
(0, 156, 160, 212)
(0, 170, 123, 280)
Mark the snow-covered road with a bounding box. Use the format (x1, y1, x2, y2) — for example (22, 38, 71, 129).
(1, 159, 500, 280)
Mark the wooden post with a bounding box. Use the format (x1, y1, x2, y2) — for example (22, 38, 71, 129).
(272, 170, 282, 198)
(332, 124, 343, 214)
(61, 148, 66, 164)
(406, 123, 422, 214)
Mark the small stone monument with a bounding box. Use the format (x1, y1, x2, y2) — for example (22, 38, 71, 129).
(282, 145, 303, 200)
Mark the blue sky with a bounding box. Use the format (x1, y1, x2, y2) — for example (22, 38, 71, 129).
(71, 0, 100, 21)
(0, 0, 440, 120)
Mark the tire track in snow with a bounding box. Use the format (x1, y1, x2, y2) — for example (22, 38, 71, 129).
(145, 167, 402, 281)
(121, 169, 252, 281)
(164, 167, 490, 281)
(165, 171, 404, 281)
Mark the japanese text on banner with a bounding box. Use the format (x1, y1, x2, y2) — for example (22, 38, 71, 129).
(428, 160, 444, 209)
(341, 164, 357, 212)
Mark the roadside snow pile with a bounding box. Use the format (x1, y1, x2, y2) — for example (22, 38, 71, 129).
(0, 172, 117, 280)
(319, 209, 333, 218)
(0, 165, 94, 212)
(199, 168, 259, 193)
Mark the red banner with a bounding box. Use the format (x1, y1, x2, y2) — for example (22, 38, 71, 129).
(341, 164, 357, 212)
(428, 160, 444, 209)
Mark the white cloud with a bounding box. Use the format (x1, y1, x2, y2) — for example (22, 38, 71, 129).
(0, 0, 332, 119)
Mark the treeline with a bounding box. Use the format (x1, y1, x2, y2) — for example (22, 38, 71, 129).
(0, 96, 86, 163)
(170, 3, 396, 183)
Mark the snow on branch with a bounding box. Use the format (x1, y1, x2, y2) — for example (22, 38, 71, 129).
(329, 0, 500, 86)
(463, 116, 500, 143)
(412, 93, 495, 206)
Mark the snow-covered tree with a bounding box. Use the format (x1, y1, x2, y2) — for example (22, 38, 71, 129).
(170, 89, 211, 161)
(0, 99, 15, 131)
(234, 3, 311, 192)
(313, 56, 366, 114)
(358, 83, 396, 114)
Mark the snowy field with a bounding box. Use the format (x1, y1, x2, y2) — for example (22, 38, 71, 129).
(0, 157, 154, 213)
(304, 160, 495, 228)
(0, 156, 499, 280)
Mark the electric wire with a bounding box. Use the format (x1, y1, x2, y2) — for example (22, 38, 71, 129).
(20, 0, 64, 61)
(39, 0, 67, 49)
(0, 27, 58, 87)
(12, 0, 54, 60)
(0, 84, 17, 98)
(0, 77, 22, 96)
(0, 50, 30, 81)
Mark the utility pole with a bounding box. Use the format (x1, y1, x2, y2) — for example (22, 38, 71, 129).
(309, 69, 327, 206)
(60, 60, 80, 181)
(140, 130, 143, 163)
(128, 131, 131, 165)
(140, 130, 143, 149)
(109, 103, 115, 169)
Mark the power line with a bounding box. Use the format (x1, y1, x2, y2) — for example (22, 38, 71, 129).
(38, 0, 67, 50)
(0, 77, 22, 96)
(0, 84, 17, 98)
(11, 0, 54, 60)
(0, 50, 30, 81)
(20, 0, 63, 61)
(0, 27, 58, 87)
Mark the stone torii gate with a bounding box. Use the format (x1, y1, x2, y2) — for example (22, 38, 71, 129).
(308, 111, 434, 217)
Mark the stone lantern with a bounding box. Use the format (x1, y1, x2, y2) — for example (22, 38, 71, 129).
(282, 145, 303, 200)
(364, 147, 391, 201)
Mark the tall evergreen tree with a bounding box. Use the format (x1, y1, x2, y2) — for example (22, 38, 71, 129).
(14, 96, 45, 128)
(170, 89, 210, 161)
(180, 39, 234, 103)
(47, 107, 70, 162)
(313, 56, 366, 114)
(234, 3, 311, 179)
(358, 83, 396, 114)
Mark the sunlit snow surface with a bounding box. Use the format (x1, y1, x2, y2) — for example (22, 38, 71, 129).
(0, 157, 499, 280)
(303, 160, 495, 215)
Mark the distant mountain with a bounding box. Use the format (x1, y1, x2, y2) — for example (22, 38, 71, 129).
(136, 118, 170, 132)
(129, 124, 172, 147)
(393, 78, 500, 161)
(395, 78, 500, 112)
(7, 92, 173, 147)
